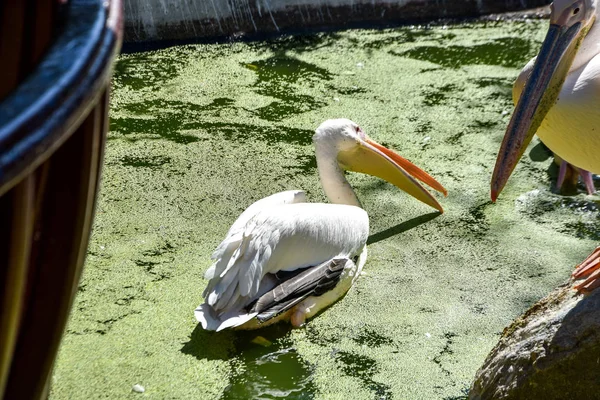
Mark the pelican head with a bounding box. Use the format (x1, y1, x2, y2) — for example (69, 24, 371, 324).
(313, 118, 447, 212)
(491, 0, 598, 200)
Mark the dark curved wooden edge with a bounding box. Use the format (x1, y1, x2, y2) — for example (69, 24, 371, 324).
(0, 0, 122, 399)
(0, 0, 122, 198)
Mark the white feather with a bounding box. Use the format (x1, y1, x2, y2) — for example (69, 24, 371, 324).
(203, 190, 306, 294)
(513, 22, 600, 174)
(204, 203, 369, 314)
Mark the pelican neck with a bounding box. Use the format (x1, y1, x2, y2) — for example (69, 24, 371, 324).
(314, 145, 362, 208)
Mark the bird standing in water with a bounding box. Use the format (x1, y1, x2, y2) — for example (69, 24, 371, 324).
(195, 119, 447, 331)
(491, 0, 600, 292)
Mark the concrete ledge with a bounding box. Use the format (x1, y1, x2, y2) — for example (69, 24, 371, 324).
(124, 0, 551, 43)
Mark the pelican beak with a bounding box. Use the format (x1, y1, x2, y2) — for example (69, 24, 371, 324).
(338, 136, 447, 213)
(491, 8, 595, 201)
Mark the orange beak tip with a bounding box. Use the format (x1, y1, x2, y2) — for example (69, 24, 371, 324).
(490, 189, 499, 203)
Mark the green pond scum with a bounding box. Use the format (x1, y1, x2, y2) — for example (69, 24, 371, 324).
(51, 20, 599, 399)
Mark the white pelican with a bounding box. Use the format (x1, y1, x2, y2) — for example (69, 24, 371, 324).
(195, 119, 447, 331)
(491, 0, 600, 292)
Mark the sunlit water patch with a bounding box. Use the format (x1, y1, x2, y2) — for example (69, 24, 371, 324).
(222, 328, 316, 400)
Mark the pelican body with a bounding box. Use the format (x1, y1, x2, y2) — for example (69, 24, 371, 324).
(491, 0, 600, 292)
(195, 119, 447, 331)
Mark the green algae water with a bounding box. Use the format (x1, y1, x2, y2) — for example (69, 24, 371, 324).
(51, 20, 599, 399)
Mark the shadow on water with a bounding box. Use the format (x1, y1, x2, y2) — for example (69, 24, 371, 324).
(294, 154, 317, 174)
(282, 154, 317, 179)
(395, 37, 535, 68)
(564, 220, 600, 241)
(352, 327, 395, 348)
(333, 350, 392, 400)
(113, 51, 189, 90)
(361, 29, 456, 51)
(368, 212, 441, 245)
(120, 155, 171, 169)
(470, 76, 514, 103)
(471, 76, 513, 90)
(244, 55, 333, 121)
(196, 121, 314, 146)
(421, 76, 513, 108)
(182, 324, 316, 399)
(250, 32, 342, 55)
(529, 141, 552, 163)
(246, 54, 332, 84)
(304, 324, 396, 399)
(422, 83, 459, 106)
(109, 97, 314, 146)
(561, 195, 600, 241)
(180, 324, 234, 362)
(122, 97, 235, 115)
(109, 114, 202, 144)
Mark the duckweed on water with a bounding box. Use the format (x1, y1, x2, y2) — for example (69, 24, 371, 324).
(51, 20, 599, 399)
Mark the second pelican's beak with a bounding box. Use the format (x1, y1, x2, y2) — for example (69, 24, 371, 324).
(338, 137, 447, 213)
(491, 4, 595, 201)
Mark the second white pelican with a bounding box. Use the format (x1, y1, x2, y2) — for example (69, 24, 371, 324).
(195, 119, 447, 331)
(491, 0, 600, 292)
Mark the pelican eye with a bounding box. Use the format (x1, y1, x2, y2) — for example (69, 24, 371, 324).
(354, 126, 366, 139)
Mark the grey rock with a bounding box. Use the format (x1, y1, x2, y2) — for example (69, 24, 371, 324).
(470, 282, 600, 400)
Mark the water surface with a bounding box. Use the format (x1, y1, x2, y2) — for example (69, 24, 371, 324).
(51, 20, 599, 399)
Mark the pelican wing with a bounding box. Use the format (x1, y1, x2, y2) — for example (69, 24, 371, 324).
(203, 203, 369, 315)
(250, 258, 349, 322)
(204, 190, 307, 281)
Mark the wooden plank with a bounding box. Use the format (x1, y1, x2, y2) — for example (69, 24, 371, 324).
(22, 0, 57, 77)
(3, 103, 102, 400)
(0, 0, 26, 100)
(0, 176, 34, 398)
